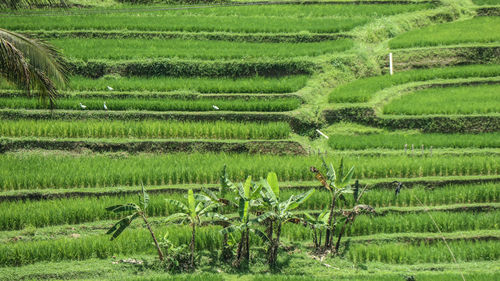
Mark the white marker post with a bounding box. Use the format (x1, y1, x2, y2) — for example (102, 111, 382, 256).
(389, 52, 394, 75)
(316, 129, 329, 139)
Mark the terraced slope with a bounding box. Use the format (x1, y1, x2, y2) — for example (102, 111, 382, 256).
(0, 0, 499, 280)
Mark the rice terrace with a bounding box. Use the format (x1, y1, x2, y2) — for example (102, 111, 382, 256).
(0, 0, 499, 280)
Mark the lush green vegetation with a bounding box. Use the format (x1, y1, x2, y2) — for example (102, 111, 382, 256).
(0, 4, 433, 33)
(65, 75, 308, 93)
(1, 1, 498, 279)
(384, 84, 500, 115)
(328, 132, 500, 149)
(348, 240, 499, 264)
(473, 0, 500, 5)
(0, 96, 302, 112)
(0, 120, 291, 140)
(390, 17, 500, 48)
(51, 38, 354, 60)
(0, 151, 498, 190)
(328, 65, 500, 103)
(1, 183, 497, 230)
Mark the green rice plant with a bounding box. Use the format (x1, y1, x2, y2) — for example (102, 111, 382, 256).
(328, 132, 500, 149)
(0, 96, 302, 112)
(1, 183, 496, 231)
(287, 183, 500, 211)
(0, 225, 223, 266)
(0, 193, 185, 230)
(66, 75, 309, 94)
(0, 151, 497, 190)
(383, 84, 500, 115)
(347, 240, 500, 264)
(346, 211, 500, 236)
(280, 211, 500, 240)
(50, 38, 354, 60)
(473, 0, 500, 4)
(389, 17, 500, 49)
(0, 120, 291, 140)
(328, 64, 500, 103)
(251, 272, 500, 281)
(0, 4, 433, 33)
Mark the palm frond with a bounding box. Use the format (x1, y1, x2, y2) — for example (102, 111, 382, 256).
(0, 28, 67, 106)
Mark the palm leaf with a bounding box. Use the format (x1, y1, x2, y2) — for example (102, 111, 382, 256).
(250, 228, 270, 243)
(267, 172, 279, 199)
(165, 213, 188, 223)
(141, 184, 149, 210)
(285, 189, 315, 211)
(165, 199, 189, 213)
(342, 166, 355, 186)
(220, 225, 240, 235)
(0, 28, 67, 106)
(105, 203, 139, 213)
(187, 189, 196, 219)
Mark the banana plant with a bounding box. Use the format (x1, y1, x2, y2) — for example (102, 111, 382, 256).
(310, 157, 355, 250)
(333, 180, 374, 253)
(198, 165, 238, 262)
(165, 189, 218, 268)
(219, 176, 267, 268)
(105, 185, 164, 261)
(259, 172, 315, 267)
(302, 208, 329, 251)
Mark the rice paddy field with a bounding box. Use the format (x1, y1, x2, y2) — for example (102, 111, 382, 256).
(0, 0, 499, 280)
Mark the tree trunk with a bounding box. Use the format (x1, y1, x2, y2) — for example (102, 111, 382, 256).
(325, 195, 336, 249)
(334, 221, 348, 254)
(222, 233, 232, 262)
(312, 228, 318, 249)
(266, 219, 273, 241)
(244, 230, 250, 262)
(142, 214, 164, 261)
(190, 223, 196, 268)
(269, 222, 281, 268)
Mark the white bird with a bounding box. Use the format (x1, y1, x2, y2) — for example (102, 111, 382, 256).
(316, 129, 329, 139)
(103, 102, 108, 110)
(212, 105, 220, 110)
(107, 86, 114, 91)
(79, 103, 87, 110)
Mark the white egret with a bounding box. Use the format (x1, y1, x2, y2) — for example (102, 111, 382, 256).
(104, 102, 108, 110)
(107, 86, 114, 91)
(212, 105, 219, 110)
(79, 103, 87, 109)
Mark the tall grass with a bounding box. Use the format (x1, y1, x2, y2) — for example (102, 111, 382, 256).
(383, 84, 500, 115)
(0, 194, 184, 230)
(0, 14, 368, 33)
(66, 75, 309, 93)
(51, 38, 354, 60)
(291, 183, 500, 211)
(0, 214, 496, 266)
(389, 17, 500, 49)
(328, 132, 500, 149)
(0, 96, 301, 112)
(1, 184, 497, 230)
(328, 64, 500, 103)
(0, 225, 222, 266)
(348, 240, 499, 264)
(251, 273, 500, 281)
(473, 0, 500, 4)
(281, 211, 500, 240)
(0, 152, 497, 190)
(0, 4, 433, 33)
(0, 120, 291, 140)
